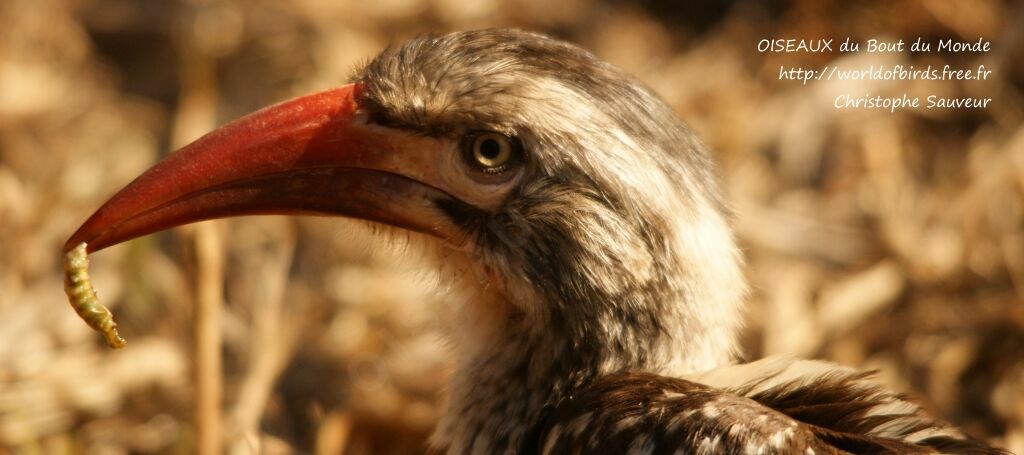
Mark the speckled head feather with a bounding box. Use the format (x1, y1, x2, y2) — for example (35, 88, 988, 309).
(356, 27, 746, 369)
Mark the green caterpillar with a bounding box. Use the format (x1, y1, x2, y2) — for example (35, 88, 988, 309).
(63, 243, 126, 348)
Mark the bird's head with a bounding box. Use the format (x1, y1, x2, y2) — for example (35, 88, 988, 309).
(67, 29, 745, 374)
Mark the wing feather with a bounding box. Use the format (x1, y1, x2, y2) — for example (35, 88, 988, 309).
(529, 360, 1005, 454)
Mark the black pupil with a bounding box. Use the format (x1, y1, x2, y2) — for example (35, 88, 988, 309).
(479, 138, 502, 161)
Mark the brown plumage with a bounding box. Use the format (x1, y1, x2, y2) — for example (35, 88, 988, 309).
(536, 365, 995, 454)
(65, 29, 1004, 454)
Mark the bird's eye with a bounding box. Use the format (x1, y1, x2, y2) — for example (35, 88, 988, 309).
(462, 132, 520, 174)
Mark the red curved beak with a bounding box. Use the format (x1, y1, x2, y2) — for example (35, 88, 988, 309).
(65, 83, 463, 254)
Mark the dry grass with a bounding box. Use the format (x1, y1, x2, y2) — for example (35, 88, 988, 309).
(1, 0, 1022, 453)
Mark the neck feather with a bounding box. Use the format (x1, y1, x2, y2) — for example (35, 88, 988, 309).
(431, 205, 746, 452)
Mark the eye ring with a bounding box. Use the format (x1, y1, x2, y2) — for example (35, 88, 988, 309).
(461, 131, 521, 174)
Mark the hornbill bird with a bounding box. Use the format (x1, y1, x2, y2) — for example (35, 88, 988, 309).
(64, 29, 1002, 453)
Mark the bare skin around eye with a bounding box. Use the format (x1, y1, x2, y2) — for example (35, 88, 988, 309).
(63, 243, 126, 349)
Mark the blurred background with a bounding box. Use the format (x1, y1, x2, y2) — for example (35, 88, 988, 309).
(2, 0, 1023, 453)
